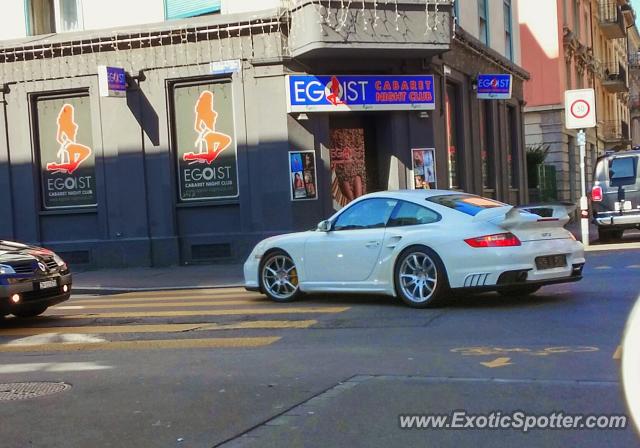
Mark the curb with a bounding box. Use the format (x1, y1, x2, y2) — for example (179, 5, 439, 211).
(73, 283, 245, 295)
(585, 243, 640, 252)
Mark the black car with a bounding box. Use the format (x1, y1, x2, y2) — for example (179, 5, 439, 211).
(591, 149, 640, 242)
(0, 241, 72, 318)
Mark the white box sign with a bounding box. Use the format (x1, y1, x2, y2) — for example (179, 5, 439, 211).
(565, 89, 596, 129)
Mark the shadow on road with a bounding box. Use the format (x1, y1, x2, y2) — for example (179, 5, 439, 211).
(446, 291, 571, 309)
(297, 291, 571, 310)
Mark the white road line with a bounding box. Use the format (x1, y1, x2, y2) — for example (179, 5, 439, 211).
(0, 362, 113, 373)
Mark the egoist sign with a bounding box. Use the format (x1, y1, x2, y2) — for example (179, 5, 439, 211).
(38, 96, 97, 209)
(286, 75, 436, 112)
(476, 74, 512, 100)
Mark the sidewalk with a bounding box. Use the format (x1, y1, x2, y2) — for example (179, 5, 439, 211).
(72, 263, 244, 293)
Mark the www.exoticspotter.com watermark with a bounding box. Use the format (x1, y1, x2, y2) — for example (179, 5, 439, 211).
(399, 411, 628, 432)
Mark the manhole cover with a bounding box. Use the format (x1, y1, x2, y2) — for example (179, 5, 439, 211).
(0, 382, 71, 401)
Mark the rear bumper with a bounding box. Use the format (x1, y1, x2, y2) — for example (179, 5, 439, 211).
(443, 238, 585, 289)
(0, 273, 72, 315)
(453, 272, 583, 294)
(595, 214, 640, 227)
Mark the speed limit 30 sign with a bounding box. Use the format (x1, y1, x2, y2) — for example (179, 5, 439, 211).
(565, 89, 596, 129)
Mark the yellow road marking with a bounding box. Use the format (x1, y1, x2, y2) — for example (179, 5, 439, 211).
(0, 320, 318, 336)
(0, 337, 281, 352)
(110, 288, 249, 298)
(55, 300, 266, 309)
(72, 293, 261, 304)
(57, 307, 350, 319)
(480, 357, 513, 368)
(613, 345, 622, 360)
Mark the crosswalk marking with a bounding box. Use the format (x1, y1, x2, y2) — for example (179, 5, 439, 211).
(0, 320, 318, 336)
(57, 306, 350, 319)
(1, 288, 350, 353)
(70, 293, 262, 304)
(53, 300, 267, 309)
(0, 337, 281, 353)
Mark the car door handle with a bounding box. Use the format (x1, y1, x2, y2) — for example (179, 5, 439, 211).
(366, 241, 381, 248)
(386, 235, 403, 248)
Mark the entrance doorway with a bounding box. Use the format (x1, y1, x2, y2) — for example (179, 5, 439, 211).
(329, 115, 381, 209)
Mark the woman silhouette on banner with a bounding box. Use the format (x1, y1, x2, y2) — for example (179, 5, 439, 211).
(183, 90, 232, 164)
(46, 104, 92, 175)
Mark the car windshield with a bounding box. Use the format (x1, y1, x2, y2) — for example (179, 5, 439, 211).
(427, 194, 506, 216)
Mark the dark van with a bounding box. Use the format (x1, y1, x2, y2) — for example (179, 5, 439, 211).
(591, 149, 640, 242)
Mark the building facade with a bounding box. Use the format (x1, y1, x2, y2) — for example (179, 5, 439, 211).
(629, 24, 640, 146)
(520, 0, 636, 203)
(0, 0, 528, 268)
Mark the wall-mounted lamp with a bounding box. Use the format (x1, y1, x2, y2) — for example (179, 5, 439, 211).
(418, 111, 430, 119)
(296, 113, 309, 121)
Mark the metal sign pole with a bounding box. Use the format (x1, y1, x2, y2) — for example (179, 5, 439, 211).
(577, 129, 589, 246)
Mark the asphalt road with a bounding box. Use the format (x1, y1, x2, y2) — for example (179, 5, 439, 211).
(0, 249, 639, 448)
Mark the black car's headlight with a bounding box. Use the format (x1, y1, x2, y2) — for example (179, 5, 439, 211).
(0, 264, 16, 275)
(53, 254, 67, 270)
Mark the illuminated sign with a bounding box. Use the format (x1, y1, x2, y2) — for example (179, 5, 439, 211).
(286, 75, 436, 112)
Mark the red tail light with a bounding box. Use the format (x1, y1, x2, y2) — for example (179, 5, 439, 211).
(591, 185, 603, 202)
(464, 232, 522, 248)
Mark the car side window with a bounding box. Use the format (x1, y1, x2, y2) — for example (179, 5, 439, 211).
(388, 201, 441, 227)
(333, 199, 398, 231)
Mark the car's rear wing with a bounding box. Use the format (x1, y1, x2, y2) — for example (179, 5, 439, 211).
(473, 203, 576, 230)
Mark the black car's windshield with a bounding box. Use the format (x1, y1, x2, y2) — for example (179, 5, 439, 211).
(427, 194, 506, 217)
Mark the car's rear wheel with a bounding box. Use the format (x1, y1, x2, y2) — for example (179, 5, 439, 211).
(394, 246, 448, 308)
(498, 285, 542, 297)
(12, 305, 48, 318)
(259, 250, 301, 303)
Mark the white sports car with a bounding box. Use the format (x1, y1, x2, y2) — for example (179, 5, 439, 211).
(244, 190, 585, 308)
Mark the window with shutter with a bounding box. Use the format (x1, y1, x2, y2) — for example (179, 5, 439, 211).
(165, 0, 222, 20)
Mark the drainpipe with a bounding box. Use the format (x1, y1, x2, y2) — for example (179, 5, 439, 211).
(589, 0, 600, 155)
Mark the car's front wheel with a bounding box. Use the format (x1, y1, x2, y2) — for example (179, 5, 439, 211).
(259, 250, 301, 303)
(394, 246, 448, 308)
(12, 305, 48, 318)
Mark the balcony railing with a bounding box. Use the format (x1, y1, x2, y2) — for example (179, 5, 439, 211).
(630, 94, 640, 110)
(601, 120, 631, 143)
(601, 61, 629, 92)
(629, 53, 640, 70)
(599, 1, 626, 39)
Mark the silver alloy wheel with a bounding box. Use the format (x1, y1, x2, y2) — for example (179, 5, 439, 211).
(262, 254, 299, 300)
(399, 251, 438, 304)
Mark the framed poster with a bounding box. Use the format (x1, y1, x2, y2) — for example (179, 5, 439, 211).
(289, 150, 318, 201)
(329, 127, 367, 209)
(173, 81, 239, 201)
(36, 94, 98, 210)
(412, 148, 437, 190)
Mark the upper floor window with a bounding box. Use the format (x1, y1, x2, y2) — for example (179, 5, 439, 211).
(165, 0, 221, 20)
(504, 0, 512, 60)
(27, 0, 83, 35)
(478, 0, 489, 45)
(573, 0, 581, 37)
